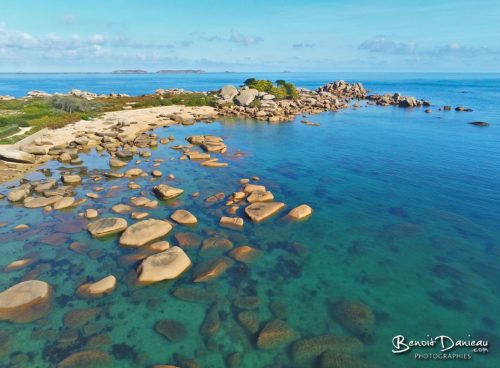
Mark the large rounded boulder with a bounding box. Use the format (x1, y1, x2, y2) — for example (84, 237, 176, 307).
(0, 280, 53, 323)
(120, 219, 172, 247)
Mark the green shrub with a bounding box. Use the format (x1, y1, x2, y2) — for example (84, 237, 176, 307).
(243, 78, 298, 100)
(50, 96, 102, 113)
(250, 99, 261, 108)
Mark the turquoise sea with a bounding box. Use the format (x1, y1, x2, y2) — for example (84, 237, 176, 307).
(0, 73, 499, 367)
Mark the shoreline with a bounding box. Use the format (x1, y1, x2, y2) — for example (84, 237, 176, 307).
(0, 79, 473, 186)
(0, 105, 218, 185)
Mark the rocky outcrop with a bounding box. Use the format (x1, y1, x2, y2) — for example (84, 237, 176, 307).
(219, 216, 244, 230)
(170, 209, 198, 225)
(0, 150, 36, 164)
(137, 247, 191, 283)
(0, 280, 53, 323)
(7, 184, 31, 202)
(119, 219, 172, 247)
(245, 202, 285, 223)
(288, 204, 313, 220)
(316, 80, 367, 99)
(24, 195, 63, 208)
(76, 275, 117, 298)
(87, 217, 128, 238)
(186, 135, 227, 153)
(219, 85, 238, 101)
(234, 88, 259, 106)
(366, 92, 431, 108)
(153, 184, 184, 200)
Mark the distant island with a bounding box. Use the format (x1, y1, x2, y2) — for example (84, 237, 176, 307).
(156, 69, 205, 74)
(110, 69, 206, 74)
(112, 70, 148, 74)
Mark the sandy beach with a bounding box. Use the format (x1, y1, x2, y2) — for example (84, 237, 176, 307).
(0, 105, 218, 184)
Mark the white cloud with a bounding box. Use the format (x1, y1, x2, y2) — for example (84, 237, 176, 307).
(63, 14, 76, 24)
(292, 43, 316, 49)
(358, 35, 500, 59)
(358, 35, 416, 55)
(230, 30, 263, 46)
(89, 34, 106, 45)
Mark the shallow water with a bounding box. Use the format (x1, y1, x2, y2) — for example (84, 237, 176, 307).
(1, 78, 499, 367)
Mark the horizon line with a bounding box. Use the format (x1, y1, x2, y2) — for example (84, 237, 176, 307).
(1, 71, 500, 74)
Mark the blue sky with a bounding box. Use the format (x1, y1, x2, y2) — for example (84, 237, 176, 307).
(0, 0, 499, 72)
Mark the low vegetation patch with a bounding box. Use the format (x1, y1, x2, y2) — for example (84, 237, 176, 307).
(0, 92, 218, 144)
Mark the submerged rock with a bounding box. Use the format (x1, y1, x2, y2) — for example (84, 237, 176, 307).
(320, 351, 369, 368)
(237, 310, 260, 334)
(77, 275, 117, 298)
(245, 202, 285, 222)
(172, 287, 218, 304)
(331, 300, 375, 341)
(228, 246, 262, 264)
(233, 295, 260, 310)
(257, 319, 300, 350)
(200, 304, 221, 337)
(200, 238, 234, 255)
(0, 280, 53, 323)
(292, 335, 364, 364)
(63, 307, 101, 328)
(120, 219, 172, 247)
(57, 350, 112, 368)
(469, 121, 490, 127)
(155, 319, 187, 342)
(112, 204, 133, 214)
(137, 247, 191, 283)
(193, 256, 234, 282)
(87, 217, 128, 238)
(174, 232, 202, 249)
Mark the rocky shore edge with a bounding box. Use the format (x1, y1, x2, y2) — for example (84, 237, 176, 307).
(0, 79, 478, 185)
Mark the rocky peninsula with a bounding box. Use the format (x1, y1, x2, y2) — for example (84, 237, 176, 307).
(0, 78, 477, 185)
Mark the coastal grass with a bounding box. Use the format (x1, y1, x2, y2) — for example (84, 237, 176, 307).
(0, 92, 217, 144)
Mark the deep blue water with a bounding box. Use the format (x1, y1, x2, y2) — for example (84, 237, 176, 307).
(0, 74, 498, 367)
(0, 72, 499, 111)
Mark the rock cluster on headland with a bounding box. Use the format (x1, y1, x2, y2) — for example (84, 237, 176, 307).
(366, 92, 431, 107)
(216, 80, 367, 122)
